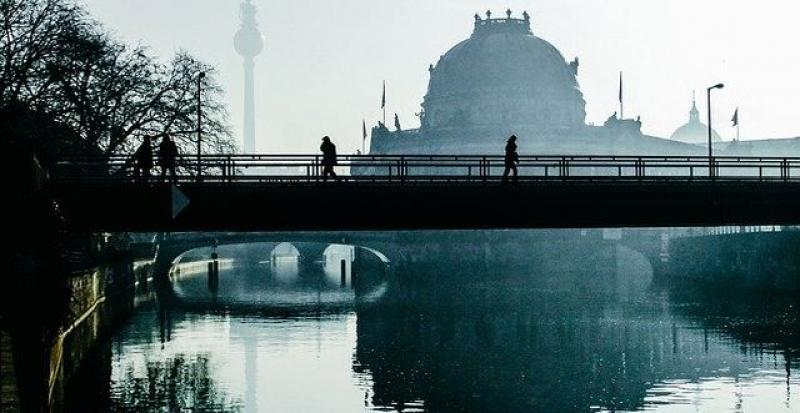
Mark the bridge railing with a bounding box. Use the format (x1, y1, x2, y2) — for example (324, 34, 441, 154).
(53, 154, 800, 183)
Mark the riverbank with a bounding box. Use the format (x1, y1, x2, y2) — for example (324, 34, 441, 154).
(668, 230, 800, 291)
(1, 257, 153, 413)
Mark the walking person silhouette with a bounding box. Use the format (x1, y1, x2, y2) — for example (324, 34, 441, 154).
(159, 134, 178, 183)
(502, 135, 519, 184)
(320, 136, 338, 181)
(133, 136, 153, 182)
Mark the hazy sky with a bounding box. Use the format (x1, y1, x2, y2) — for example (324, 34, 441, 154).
(82, 0, 800, 153)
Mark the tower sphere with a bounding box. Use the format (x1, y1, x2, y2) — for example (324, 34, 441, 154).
(235, 27, 264, 57)
(234, 1, 264, 58)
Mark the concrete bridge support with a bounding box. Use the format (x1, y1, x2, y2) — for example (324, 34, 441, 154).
(292, 243, 329, 264)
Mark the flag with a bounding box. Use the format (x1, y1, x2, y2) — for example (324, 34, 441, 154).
(381, 81, 386, 109)
(731, 107, 739, 127)
(618, 72, 623, 103)
(362, 119, 367, 142)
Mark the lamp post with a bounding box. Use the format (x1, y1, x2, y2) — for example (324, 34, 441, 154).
(197, 71, 206, 178)
(707, 83, 724, 178)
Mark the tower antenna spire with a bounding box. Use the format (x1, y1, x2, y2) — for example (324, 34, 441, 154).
(234, 0, 264, 153)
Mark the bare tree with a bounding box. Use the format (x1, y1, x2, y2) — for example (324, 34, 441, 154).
(1, 0, 234, 157)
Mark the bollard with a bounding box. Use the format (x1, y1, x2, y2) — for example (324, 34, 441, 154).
(340, 259, 347, 288)
(351, 263, 358, 290)
(208, 261, 219, 292)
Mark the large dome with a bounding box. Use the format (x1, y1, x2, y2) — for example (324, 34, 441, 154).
(421, 11, 586, 132)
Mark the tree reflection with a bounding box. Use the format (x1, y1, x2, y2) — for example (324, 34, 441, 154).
(111, 354, 241, 413)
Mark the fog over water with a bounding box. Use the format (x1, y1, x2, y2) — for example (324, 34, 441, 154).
(61, 243, 799, 412)
(21, 1, 798, 411)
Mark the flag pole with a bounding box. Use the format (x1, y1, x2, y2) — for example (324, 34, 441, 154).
(619, 71, 624, 120)
(382, 80, 386, 126)
(737, 121, 740, 142)
(737, 109, 740, 141)
(362, 119, 367, 153)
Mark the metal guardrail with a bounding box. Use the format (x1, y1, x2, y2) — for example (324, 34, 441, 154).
(54, 154, 800, 184)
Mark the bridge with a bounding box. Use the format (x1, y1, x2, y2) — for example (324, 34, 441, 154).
(52, 154, 800, 231)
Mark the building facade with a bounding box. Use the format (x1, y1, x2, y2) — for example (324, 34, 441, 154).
(367, 11, 799, 158)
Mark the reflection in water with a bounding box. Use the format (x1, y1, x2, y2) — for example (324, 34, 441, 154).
(104, 308, 368, 413)
(355, 282, 798, 412)
(68, 252, 798, 412)
(170, 252, 365, 309)
(110, 352, 241, 413)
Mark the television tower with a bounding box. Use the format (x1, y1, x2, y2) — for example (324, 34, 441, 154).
(234, 0, 264, 153)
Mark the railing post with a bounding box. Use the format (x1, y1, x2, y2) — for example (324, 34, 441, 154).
(708, 156, 717, 181)
(782, 158, 789, 181)
(221, 156, 227, 181)
(314, 155, 320, 182)
(636, 157, 645, 179)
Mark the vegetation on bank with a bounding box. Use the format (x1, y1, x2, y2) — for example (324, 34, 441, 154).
(1, 0, 234, 166)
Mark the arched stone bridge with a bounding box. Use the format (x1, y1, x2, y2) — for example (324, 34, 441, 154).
(149, 230, 670, 288)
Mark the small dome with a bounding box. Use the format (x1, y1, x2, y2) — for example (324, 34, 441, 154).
(421, 11, 586, 131)
(670, 97, 721, 145)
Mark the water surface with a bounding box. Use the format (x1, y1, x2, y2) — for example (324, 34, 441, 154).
(69, 256, 798, 412)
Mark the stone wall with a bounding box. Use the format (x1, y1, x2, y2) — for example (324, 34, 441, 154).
(668, 231, 800, 291)
(3, 258, 153, 413)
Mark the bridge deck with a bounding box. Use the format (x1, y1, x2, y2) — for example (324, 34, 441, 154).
(53, 180, 800, 232)
(51, 154, 800, 231)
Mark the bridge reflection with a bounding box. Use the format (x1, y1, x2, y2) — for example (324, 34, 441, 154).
(85, 256, 799, 413)
(193, 250, 795, 407)
(167, 242, 388, 312)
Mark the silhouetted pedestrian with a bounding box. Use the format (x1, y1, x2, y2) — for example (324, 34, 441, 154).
(320, 136, 338, 181)
(159, 134, 178, 183)
(133, 136, 153, 182)
(502, 135, 519, 184)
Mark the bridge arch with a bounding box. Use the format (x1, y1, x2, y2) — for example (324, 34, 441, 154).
(269, 242, 301, 261)
(152, 233, 400, 286)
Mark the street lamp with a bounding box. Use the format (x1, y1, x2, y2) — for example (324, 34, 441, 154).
(197, 71, 206, 178)
(707, 83, 724, 178)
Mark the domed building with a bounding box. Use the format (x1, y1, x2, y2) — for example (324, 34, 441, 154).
(367, 10, 703, 157)
(422, 10, 585, 132)
(669, 96, 721, 145)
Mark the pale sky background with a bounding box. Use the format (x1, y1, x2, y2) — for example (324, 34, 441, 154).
(82, 0, 800, 153)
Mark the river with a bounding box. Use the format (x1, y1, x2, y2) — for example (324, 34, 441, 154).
(60, 245, 798, 412)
